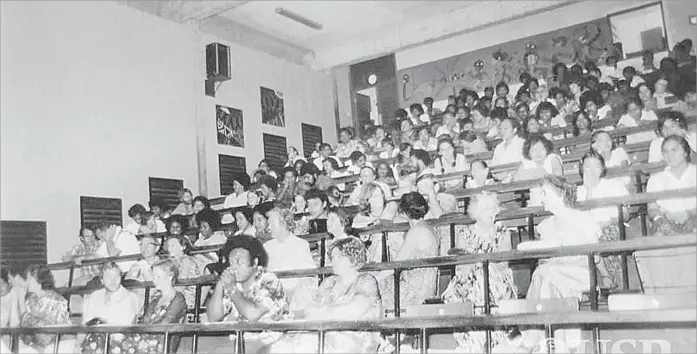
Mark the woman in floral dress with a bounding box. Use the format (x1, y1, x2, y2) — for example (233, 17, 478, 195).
(19, 264, 73, 353)
(442, 192, 517, 353)
(113, 259, 187, 354)
(271, 237, 382, 353)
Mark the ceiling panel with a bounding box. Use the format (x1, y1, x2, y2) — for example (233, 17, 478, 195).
(123, 0, 580, 68)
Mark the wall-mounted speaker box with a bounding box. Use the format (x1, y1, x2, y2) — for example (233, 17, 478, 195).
(206, 43, 230, 81)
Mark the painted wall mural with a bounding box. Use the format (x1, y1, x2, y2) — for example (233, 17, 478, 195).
(398, 18, 616, 107)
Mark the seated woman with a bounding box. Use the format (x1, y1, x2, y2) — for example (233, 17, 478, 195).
(272, 237, 382, 353)
(264, 207, 317, 311)
(1, 269, 20, 329)
(648, 111, 696, 163)
(335, 127, 360, 159)
(166, 236, 203, 310)
(192, 208, 228, 273)
(171, 188, 195, 216)
(376, 161, 397, 185)
(222, 173, 252, 224)
(577, 152, 631, 287)
(205, 236, 292, 353)
(465, 160, 495, 189)
(512, 135, 563, 206)
(376, 192, 439, 310)
(433, 138, 468, 190)
(252, 202, 274, 243)
(499, 176, 611, 353)
(636, 135, 697, 294)
(233, 206, 257, 237)
(18, 265, 73, 354)
(82, 262, 140, 354)
(646, 135, 697, 235)
(617, 97, 658, 144)
(111, 260, 187, 354)
(442, 192, 517, 352)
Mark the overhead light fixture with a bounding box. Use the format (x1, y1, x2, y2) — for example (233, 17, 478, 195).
(275, 7, 323, 30)
(690, 15, 697, 25)
(367, 74, 378, 85)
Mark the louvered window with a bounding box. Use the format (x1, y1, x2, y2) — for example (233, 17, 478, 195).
(219, 154, 247, 196)
(149, 177, 184, 211)
(80, 196, 123, 229)
(262, 133, 287, 172)
(301, 123, 323, 159)
(1, 221, 47, 270)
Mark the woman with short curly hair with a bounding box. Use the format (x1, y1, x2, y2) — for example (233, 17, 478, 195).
(272, 237, 382, 353)
(264, 207, 317, 311)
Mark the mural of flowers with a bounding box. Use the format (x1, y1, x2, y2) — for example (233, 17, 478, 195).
(260, 86, 285, 127)
(216, 105, 244, 147)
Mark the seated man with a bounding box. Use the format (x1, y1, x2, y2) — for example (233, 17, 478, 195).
(93, 221, 141, 274)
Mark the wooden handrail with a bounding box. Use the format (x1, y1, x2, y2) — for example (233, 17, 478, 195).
(331, 138, 652, 188)
(208, 120, 657, 205)
(0, 309, 693, 335)
(55, 233, 695, 295)
(51, 188, 694, 273)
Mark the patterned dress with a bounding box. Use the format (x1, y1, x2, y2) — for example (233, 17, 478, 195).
(441, 223, 517, 353)
(171, 255, 203, 311)
(20, 291, 71, 352)
(111, 292, 188, 354)
(272, 273, 382, 353)
(379, 221, 439, 310)
(221, 269, 293, 346)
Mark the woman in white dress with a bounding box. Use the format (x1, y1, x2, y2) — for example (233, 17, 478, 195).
(433, 138, 468, 190)
(590, 130, 632, 188)
(636, 135, 697, 294)
(648, 111, 697, 163)
(499, 176, 612, 353)
(512, 135, 563, 206)
(617, 96, 658, 144)
(577, 152, 632, 287)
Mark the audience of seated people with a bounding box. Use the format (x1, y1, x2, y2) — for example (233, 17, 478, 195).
(3, 37, 695, 354)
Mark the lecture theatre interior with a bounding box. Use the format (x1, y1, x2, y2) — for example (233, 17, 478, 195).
(1, 0, 697, 353)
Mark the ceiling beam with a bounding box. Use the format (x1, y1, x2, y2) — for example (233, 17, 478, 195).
(179, 1, 250, 21)
(199, 15, 314, 67)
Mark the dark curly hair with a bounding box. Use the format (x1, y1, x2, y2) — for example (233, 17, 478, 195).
(399, 192, 429, 220)
(579, 151, 607, 179)
(220, 235, 268, 268)
(329, 237, 367, 268)
(195, 208, 221, 230)
(25, 264, 56, 291)
(522, 134, 554, 160)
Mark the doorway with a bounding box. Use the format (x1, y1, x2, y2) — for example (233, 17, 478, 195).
(350, 54, 398, 139)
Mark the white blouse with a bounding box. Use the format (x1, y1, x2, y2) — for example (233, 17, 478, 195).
(433, 154, 468, 190)
(617, 111, 658, 144)
(492, 136, 525, 166)
(577, 178, 629, 224)
(646, 165, 697, 214)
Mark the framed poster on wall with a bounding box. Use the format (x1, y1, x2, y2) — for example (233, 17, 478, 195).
(260, 86, 285, 127)
(216, 105, 244, 147)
